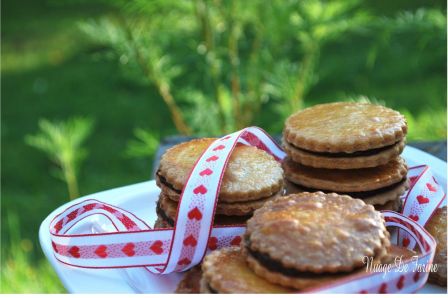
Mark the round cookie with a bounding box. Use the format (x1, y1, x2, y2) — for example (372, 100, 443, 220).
(158, 138, 283, 202)
(285, 178, 408, 209)
(244, 192, 389, 275)
(283, 157, 407, 193)
(283, 137, 406, 169)
(157, 175, 282, 216)
(175, 266, 203, 293)
(243, 237, 390, 290)
(284, 102, 407, 153)
(425, 207, 447, 286)
(156, 194, 250, 227)
(381, 245, 417, 265)
(201, 247, 293, 293)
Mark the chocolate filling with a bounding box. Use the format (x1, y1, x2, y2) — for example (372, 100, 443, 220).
(295, 178, 406, 199)
(156, 201, 175, 226)
(157, 172, 182, 194)
(289, 141, 400, 158)
(244, 237, 349, 278)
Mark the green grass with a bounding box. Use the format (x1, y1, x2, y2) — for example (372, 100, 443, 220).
(1, 0, 446, 293)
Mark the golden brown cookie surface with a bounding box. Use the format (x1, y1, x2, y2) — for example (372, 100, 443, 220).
(245, 192, 388, 273)
(284, 102, 407, 153)
(283, 157, 407, 192)
(201, 247, 294, 293)
(425, 207, 447, 286)
(175, 266, 203, 293)
(158, 139, 284, 202)
(283, 137, 406, 169)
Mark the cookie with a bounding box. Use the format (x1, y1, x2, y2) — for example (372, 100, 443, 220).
(244, 192, 389, 277)
(158, 179, 282, 216)
(284, 102, 407, 153)
(381, 245, 417, 265)
(243, 237, 390, 290)
(175, 266, 203, 293)
(285, 177, 408, 209)
(425, 207, 447, 287)
(156, 194, 250, 227)
(283, 157, 407, 193)
(283, 137, 406, 169)
(201, 247, 294, 293)
(158, 138, 283, 202)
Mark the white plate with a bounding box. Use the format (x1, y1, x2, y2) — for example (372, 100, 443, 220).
(39, 146, 447, 293)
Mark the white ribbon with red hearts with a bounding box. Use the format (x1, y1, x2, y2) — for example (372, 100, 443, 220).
(49, 127, 284, 273)
(48, 126, 444, 293)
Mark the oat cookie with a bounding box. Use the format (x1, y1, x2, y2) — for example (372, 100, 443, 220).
(245, 192, 389, 275)
(157, 138, 283, 202)
(201, 247, 293, 293)
(175, 266, 203, 293)
(284, 102, 407, 153)
(283, 157, 407, 193)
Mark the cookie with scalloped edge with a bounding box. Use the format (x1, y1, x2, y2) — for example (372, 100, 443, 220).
(284, 102, 407, 153)
(245, 192, 389, 275)
(283, 137, 406, 169)
(283, 157, 407, 193)
(158, 138, 284, 202)
(243, 237, 389, 290)
(201, 247, 294, 293)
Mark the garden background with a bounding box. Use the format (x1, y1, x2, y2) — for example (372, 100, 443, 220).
(1, 0, 446, 293)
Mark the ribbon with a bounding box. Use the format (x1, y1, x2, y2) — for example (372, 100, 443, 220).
(48, 126, 444, 293)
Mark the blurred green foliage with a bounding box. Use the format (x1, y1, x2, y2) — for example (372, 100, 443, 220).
(1, 0, 446, 293)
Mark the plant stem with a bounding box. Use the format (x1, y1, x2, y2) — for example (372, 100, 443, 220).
(227, 0, 241, 129)
(63, 163, 79, 200)
(194, 0, 226, 132)
(122, 19, 191, 135)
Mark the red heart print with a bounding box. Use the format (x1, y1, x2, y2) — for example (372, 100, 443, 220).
(409, 214, 419, 222)
(54, 220, 63, 233)
(230, 236, 241, 246)
(221, 136, 231, 140)
(188, 207, 202, 221)
(199, 168, 213, 177)
(208, 237, 218, 250)
(150, 241, 163, 255)
(413, 272, 420, 282)
(408, 176, 418, 185)
(183, 235, 198, 247)
(213, 144, 225, 151)
(426, 183, 437, 192)
(122, 243, 135, 257)
(206, 155, 219, 162)
(379, 283, 387, 294)
(417, 195, 429, 204)
(95, 245, 108, 258)
(193, 185, 207, 195)
(177, 258, 191, 266)
(402, 237, 410, 247)
(83, 203, 96, 212)
(396, 275, 405, 290)
(66, 210, 78, 222)
(52, 241, 58, 253)
(68, 246, 80, 258)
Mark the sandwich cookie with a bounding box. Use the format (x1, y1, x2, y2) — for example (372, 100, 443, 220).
(200, 247, 294, 293)
(283, 157, 408, 209)
(243, 192, 390, 289)
(283, 102, 407, 169)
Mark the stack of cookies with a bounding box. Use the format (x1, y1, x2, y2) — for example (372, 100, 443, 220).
(154, 138, 284, 228)
(282, 102, 409, 211)
(198, 192, 391, 292)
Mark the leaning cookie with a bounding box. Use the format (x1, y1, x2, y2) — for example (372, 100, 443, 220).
(425, 207, 447, 287)
(175, 266, 203, 293)
(243, 192, 390, 289)
(201, 247, 294, 293)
